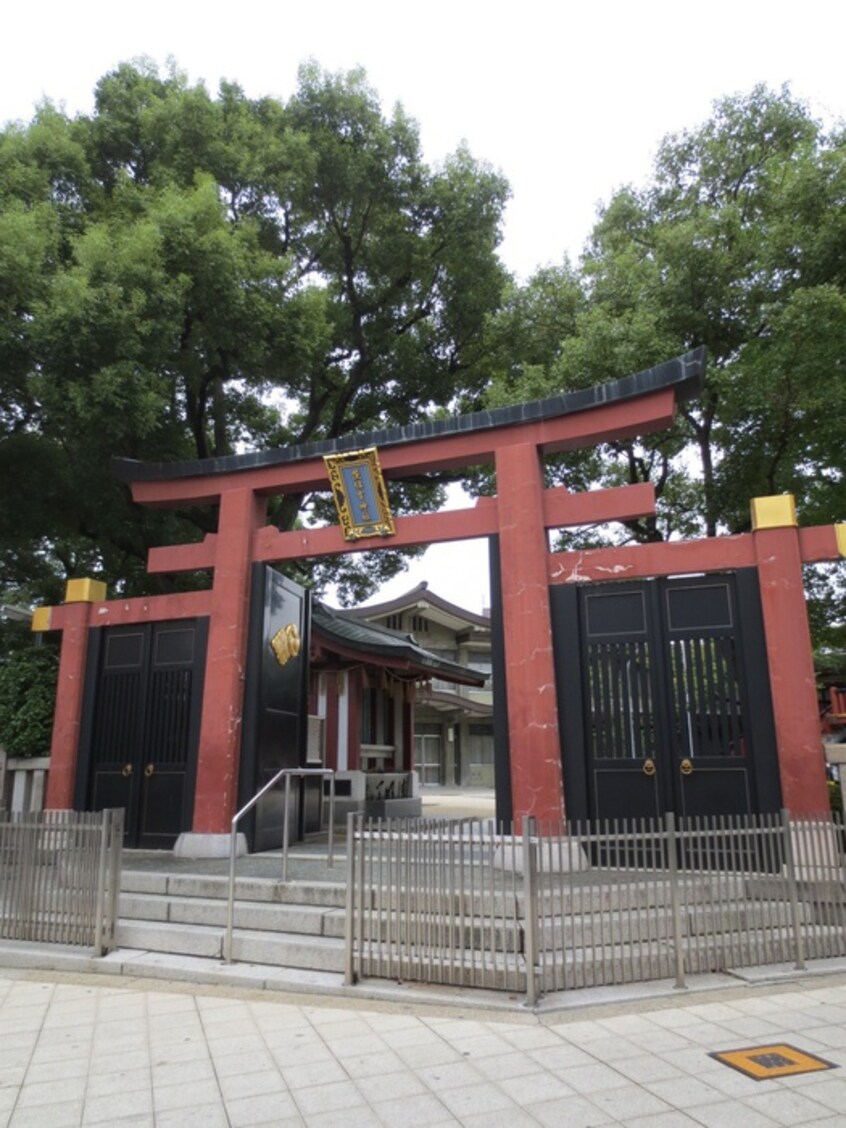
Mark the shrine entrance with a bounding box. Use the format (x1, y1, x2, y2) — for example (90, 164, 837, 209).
(37, 347, 841, 847)
(552, 571, 782, 823)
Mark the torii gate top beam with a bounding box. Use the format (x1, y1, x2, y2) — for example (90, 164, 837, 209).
(114, 349, 704, 508)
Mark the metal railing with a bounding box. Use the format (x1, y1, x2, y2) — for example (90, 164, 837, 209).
(224, 768, 335, 963)
(345, 809, 846, 1005)
(345, 815, 525, 992)
(0, 808, 123, 953)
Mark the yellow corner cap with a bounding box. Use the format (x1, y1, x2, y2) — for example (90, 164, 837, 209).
(751, 495, 798, 531)
(31, 606, 53, 632)
(64, 578, 107, 603)
(836, 524, 846, 558)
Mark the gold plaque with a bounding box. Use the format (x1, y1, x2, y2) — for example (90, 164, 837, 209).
(324, 447, 396, 541)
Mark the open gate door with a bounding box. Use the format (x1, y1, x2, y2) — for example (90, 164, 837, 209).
(552, 570, 781, 824)
(239, 565, 311, 852)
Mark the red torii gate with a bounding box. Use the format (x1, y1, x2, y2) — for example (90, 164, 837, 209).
(37, 348, 842, 842)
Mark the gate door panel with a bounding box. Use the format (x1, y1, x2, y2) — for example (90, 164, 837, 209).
(553, 570, 780, 824)
(664, 581, 751, 817)
(581, 585, 665, 820)
(79, 620, 207, 848)
(85, 629, 145, 824)
(138, 625, 205, 844)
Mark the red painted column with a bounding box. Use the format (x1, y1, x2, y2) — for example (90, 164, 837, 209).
(495, 442, 565, 827)
(45, 602, 91, 810)
(754, 525, 830, 814)
(192, 487, 267, 833)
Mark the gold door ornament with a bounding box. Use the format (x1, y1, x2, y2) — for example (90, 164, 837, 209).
(270, 623, 301, 667)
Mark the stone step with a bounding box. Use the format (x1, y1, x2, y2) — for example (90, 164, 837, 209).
(119, 891, 346, 939)
(120, 870, 347, 908)
(115, 919, 346, 971)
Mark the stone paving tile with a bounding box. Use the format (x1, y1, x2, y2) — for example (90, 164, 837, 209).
(806, 1024, 846, 1048)
(395, 1039, 463, 1068)
(155, 1104, 230, 1128)
(290, 1078, 367, 1117)
(82, 1088, 155, 1124)
(472, 1050, 546, 1081)
(743, 1087, 844, 1126)
(685, 1101, 781, 1127)
(371, 1090, 456, 1126)
(218, 1067, 288, 1102)
(643, 1073, 728, 1109)
(526, 1093, 613, 1127)
(498, 1068, 575, 1104)
(460, 1109, 542, 1128)
(355, 1068, 427, 1103)
(226, 1089, 301, 1126)
(209, 1046, 277, 1076)
(10, 1100, 85, 1128)
(591, 1082, 676, 1120)
(570, 1034, 644, 1062)
(556, 1060, 631, 1094)
(437, 1080, 524, 1119)
(621, 1112, 703, 1127)
(154, 1077, 225, 1111)
(336, 1048, 406, 1078)
(795, 1076, 846, 1110)
(609, 1051, 686, 1084)
(317, 1031, 391, 1059)
(14, 1076, 86, 1108)
(280, 1058, 349, 1089)
(528, 1041, 602, 1070)
(85, 1066, 152, 1099)
(416, 1058, 487, 1091)
(151, 1056, 217, 1086)
(304, 1109, 383, 1128)
(87, 1047, 151, 1075)
(716, 1015, 794, 1038)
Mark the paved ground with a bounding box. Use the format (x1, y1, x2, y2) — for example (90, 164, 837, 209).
(3, 965, 846, 1126)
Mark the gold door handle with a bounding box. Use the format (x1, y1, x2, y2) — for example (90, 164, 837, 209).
(144, 764, 155, 778)
(121, 763, 133, 778)
(680, 759, 694, 776)
(642, 759, 656, 777)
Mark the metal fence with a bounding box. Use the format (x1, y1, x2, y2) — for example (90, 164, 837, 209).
(0, 808, 123, 953)
(345, 810, 846, 1004)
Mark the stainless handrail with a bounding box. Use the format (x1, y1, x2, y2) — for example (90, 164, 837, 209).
(223, 767, 335, 963)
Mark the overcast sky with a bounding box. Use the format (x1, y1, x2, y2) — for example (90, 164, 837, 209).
(3, 1, 844, 610)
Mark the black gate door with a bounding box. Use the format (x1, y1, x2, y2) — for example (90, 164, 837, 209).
(552, 571, 781, 823)
(76, 619, 208, 848)
(239, 565, 311, 852)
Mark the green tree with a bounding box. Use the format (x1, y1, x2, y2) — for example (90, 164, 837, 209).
(0, 621, 58, 759)
(0, 60, 509, 604)
(487, 86, 846, 561)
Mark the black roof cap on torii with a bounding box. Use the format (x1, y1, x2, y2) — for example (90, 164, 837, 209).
(113, 347, 705, 483)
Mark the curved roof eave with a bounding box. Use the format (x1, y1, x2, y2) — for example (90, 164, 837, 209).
(113, 348, 705, 483)
(312, 604, 487, 687)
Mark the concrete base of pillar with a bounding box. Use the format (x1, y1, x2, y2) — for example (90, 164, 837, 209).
(173, 832, 247, 859)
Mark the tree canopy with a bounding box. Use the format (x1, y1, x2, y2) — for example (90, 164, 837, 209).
(0, 59, 509, 605)
(483, 85, 845, 632)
